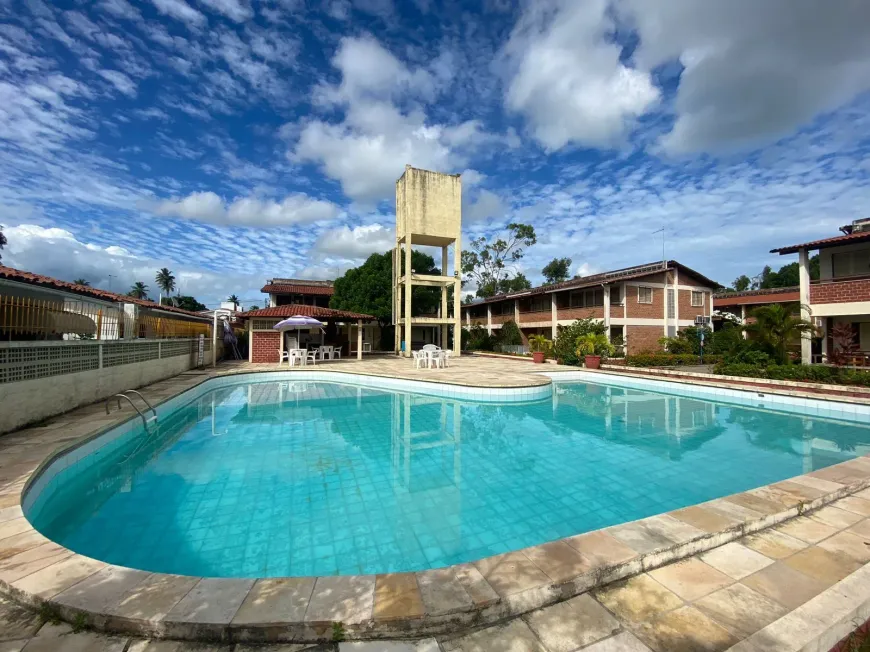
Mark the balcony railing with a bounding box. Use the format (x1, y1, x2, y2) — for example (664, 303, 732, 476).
(810, 274, 870, 304)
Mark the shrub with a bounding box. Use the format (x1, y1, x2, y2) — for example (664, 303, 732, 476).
(713, 363, 870, 387)
(554, 317, 606, 366)
(528, 334, 552, 355)
(463, 325, 495, 351)
(625, 353, 723, 367)
(498, 319, 523, 346)
(576, 333, 615, 361)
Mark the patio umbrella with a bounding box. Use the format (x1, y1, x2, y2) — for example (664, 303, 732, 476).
(273, 315, 325, 349)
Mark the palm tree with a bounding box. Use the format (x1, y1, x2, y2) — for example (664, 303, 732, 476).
(227, 294, 240, 306)
(72, 278, 90, 286)
(128, 282, 149, 299)
(745, 304, 816, 364)
(155, 268, 176, 303)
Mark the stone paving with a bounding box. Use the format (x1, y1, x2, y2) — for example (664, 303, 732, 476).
(2, 489, 870, 651)
(2, 357, 870, 650)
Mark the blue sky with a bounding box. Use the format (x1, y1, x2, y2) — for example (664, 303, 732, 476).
(1, 0, 869, 307)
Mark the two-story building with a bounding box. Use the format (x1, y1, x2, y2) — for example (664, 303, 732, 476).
(771, 218, 870, 364)
(461, 260, 717, 355)
(261, 278, 333, 308)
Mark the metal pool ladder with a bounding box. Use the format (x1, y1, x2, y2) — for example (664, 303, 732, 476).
(106, 390, 158, 428)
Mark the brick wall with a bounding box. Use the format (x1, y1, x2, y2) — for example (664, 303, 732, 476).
(519, 310, 551, 325)
(811, 278, 870, 304)
(626, 284, 664, 319)
(678, 289, 709, 319)
(490, 314, 514, 325)
(626, 325, 663, 354)
(558, 306, 605, 321)
(252, 331, 280, 363)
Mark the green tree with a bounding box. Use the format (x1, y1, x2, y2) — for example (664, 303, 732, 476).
(744, 304, 816, 364)
(498, 319, 522, 346)
(155, 268, 176, 297)
(72, 278, 90, 286)
(248, 304, 260, 311)
(462, 223, 537, 298)
(732, 275, 751, 291)
(0, 225, 6, 261)
(542, 257, 572, 284)
(752, 256, 819, 289)
(462, 294, 476, 305)
(227, 294, 240, 304)
(128, 282, 149, 299)
(162, 295, 206, 311)
(331, 250, 441, 327)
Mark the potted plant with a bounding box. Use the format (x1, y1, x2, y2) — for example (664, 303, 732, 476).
(576, 333, 615, 369)
(528, 334, 552, 364)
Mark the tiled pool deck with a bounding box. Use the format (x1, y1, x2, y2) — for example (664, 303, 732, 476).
(1, 356, 870, 652)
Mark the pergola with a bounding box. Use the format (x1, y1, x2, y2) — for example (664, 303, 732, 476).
(238, 305, 377, 362)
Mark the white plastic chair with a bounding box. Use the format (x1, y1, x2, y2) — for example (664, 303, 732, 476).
(305, 350, 317, 365)
(280, 351, 290, 365)
(289, 350, 304, 367)
(333, 346, 342, 360)
(412, 350, 425, 369)
(442, 350, 452, 368)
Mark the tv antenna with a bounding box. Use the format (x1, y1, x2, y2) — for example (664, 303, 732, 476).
(652, 227, 665, 269)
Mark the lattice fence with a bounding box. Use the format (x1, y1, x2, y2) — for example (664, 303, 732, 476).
(0, 337, 210, 384)
(0, 344, 100, 384)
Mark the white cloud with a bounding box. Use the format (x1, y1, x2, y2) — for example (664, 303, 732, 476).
(197, 0, 253, 22)
(153, 191, 341, 226)
(292, 35, 502, 204)
(150, 0, 207, 28)
(621, 0, 870, 154)
(311, 223, 394, 259)
(464, 189, 507, 222)
(3, 223, 262, 306)
(98, 69, 137, 96)
(504, 0, 659, 151)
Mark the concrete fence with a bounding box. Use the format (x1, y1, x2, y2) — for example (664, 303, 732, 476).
(0, 337, 218, 434)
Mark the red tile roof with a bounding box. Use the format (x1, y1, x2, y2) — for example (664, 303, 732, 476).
(713, 286, 800, 306)
(261, 283, 334, 295)
(462, 260, 719, 307)
(238, 304, 374, 320)
(0, 265, 211, 320)
(771, 231, 870, 254)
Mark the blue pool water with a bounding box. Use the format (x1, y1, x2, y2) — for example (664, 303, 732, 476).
(26, 377, 870, 578)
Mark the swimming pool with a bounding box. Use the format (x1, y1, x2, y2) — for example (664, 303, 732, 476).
(24, 372, 870, 578)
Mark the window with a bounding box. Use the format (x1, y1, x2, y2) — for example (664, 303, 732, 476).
(568, 289, 604, 308)
(691, 291, 704, 307)
(637, 287, 653, 304)
(610, 285, 622, 305)
(527, 296, 548, 312)
(832, 248, 870, 279)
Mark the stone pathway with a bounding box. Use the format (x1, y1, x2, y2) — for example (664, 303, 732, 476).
(3, 489, 870, 651)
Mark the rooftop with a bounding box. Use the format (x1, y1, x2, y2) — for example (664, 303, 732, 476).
(238, 304, 374, 320)
(464, 260, 719, 307)
(261, 278, 335, 295)
(0, 265, 211, 321)
(771, 227, 870, 254)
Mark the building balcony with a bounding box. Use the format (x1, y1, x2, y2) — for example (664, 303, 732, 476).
(810, 275, 870, 305)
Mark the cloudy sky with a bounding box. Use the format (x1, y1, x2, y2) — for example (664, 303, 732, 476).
(1, 0, 869, 306)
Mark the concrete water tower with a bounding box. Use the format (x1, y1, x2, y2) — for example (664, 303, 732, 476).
(392, 165, 462, 357)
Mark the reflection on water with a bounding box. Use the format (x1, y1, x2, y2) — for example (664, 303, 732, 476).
(27, 379, 870, 578)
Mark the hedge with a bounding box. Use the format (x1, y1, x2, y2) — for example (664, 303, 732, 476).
(714, 363, 870, 387)
(625, 353, 724, 367)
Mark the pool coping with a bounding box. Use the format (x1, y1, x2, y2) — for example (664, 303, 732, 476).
(1, 365, 870, 644)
